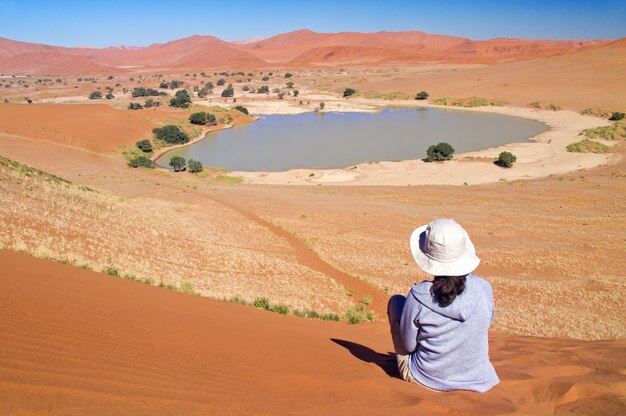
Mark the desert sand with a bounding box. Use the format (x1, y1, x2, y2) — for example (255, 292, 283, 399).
(1, 250, 625, 416)
(1, 27, 625, 416)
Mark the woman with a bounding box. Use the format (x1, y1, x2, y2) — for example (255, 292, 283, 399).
(388, 218, 499, 393)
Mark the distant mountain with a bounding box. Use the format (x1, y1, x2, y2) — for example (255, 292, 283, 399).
(0, 30, 615, 75)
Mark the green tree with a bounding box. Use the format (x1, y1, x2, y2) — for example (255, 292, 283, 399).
(262, 76, 270, 81)
(187, 159, 203, 173)
(127, 156, 153, 168)
(257, 85, 269, 94)
(415, 91, 429, 100)
(189, 112, 208, 125)
(233, 106, 249, 115)
(206, 113, 217, 125)
(343, 88, 356, 98)
(159, 82, 169, 89)
(169, 90, 192, 108)
(153, 125, 190, 144)
(319, 102, 325, 110)
(170, 80, 183, 89)
(128, 102, 143, 110)
(221, 85, 234, 97)
(496, 151, 517, 168)
(284, 72, 293, 78)
(216, 78, 226, 86)
(105, 93, 114, 99)
(293, 89, 299, 97)
(89, 90, 102, 99)
(425, 142, 455, 162)
(136, 139, 153, 153)
(610, 112, 625, 121)
(169, 156, 186, 172)
(286, 81, 294, 88)
(132, 87, 160, 97)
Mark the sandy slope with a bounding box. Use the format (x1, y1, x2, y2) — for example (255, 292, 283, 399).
(1, 250, 624, 416)
(353, 38, 626, 110)
(0, 104, 169, 153)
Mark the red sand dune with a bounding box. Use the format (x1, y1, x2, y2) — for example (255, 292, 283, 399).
(242, 30, 607, 65)
(0, 104, 165, 152)
(1, 249, 624, 415)
(0, 30, 612, 74)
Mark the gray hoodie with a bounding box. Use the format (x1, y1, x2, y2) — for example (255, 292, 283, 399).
(400, 274, 499, 392)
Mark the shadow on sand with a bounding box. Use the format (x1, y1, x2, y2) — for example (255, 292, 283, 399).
(331, 338, 400, 379)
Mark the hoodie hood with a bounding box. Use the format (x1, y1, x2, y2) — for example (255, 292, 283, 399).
(410, 274, 481, 321)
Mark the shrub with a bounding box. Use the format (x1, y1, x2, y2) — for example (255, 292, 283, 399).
(169, 90, 192, 108)
(216, 78, 226, 86)
(169, 156, 186, 172)
(128, 102, 143, 110)
(583, 121, 626, 140)
(170, 80, 183, 89)
(153, 125, 189, 144)
(286, 81, 294, 89)
(136, 139, 153, 153)
(496, 151, 517, 168)
(284, 72, 293, 78)
(159, 82, 169, 89)
(105, 93, 114, 99)
(127, 156, 153, 168)
(580, 108, 612, 118)
(252, 297, 271, 310)
(346, 306, 363, 324)
(610, 112, 625, 121)
(221, 86, 234, 98)
(257, 85, 269, 94)
(426, 142, 455, 162)
(178, 281, 195, 295)
(262, 76, 270, 81)
(343, 88, 356, 97)
(88, 90, 102, 99)
(293, 89, 299, 97)
(319, 102, 325, 110)
(215, 175, 243, 183)
(131, 87, 160, 97)
(144, 98, 160, 108)
(104, 266, 119, 276)
(547, 103, 562, 111)
(189, 112, 207, 125)
(233, 105, 249, 115)
(206, 113, 217, 125)
(415, 91, 429, 100)
(242, 85, 250, 91)
(566, 139, 612, 154)
(187, 159, 203, 173)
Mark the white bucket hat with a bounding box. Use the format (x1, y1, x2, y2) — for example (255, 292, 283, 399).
(410, 218, 480, 276)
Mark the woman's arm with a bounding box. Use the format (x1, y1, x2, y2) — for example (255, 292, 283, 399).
(399, 291, 420, 353)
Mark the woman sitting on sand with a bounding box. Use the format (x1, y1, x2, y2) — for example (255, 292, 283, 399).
(388, 218, 499, 393)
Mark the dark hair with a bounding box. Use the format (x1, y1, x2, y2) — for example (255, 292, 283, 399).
(431, 275, 467, 307)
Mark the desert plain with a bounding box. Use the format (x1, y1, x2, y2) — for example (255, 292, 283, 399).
(0, 29, 625, 415)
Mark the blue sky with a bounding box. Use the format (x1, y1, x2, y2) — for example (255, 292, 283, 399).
(1, 0, 624, 47)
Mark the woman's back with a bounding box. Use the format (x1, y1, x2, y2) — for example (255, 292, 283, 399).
(400, 274, 499, 392)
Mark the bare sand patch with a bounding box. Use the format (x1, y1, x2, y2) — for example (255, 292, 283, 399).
(1, 250, 624, 415)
